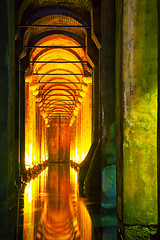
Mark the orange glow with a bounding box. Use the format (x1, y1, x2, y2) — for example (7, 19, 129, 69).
(25, 28, 92, 167)
(25, 144, 33, 169)
(70, 84, 92, 163)
(25, 82, 49, 169)
(78, 199, 92, 240)
(70, 167, 92, 240)
(23, 164, 92, 239)
(22, 11, 93, 238)
(23, 168, 48, 240)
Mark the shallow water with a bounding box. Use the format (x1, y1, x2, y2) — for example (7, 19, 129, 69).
(0, 163, 117, 239)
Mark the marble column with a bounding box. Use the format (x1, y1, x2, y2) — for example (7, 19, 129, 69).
(116, 0, 158, 238)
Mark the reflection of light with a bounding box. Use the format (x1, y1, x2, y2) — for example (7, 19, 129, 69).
(70, 167, 78, 185)
(70, 166, 78, 211)
(71, 149, 87, 164)
(79, 199, 92, 240)
(25, 144, 33, 169)
(73, 148, 80, 163)
(40, 167, 48, 194)
(70, 166, 92, 240)
(81, 150, 87, 162)
(41, 154, 45, 163)
(70, 85, 92, 164)
(25, 180, 33, 203)
(23, 167, 48, 240)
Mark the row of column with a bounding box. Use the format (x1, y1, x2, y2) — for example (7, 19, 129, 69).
(25, 83, 48, 169)
(70, 85, 92, 164)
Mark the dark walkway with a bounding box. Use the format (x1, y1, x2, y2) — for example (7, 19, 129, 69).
(0, 163, 117, 239)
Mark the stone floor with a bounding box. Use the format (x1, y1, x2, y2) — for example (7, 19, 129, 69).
(0, 163, 117, 240)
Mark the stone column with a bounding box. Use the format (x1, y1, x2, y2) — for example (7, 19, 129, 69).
(116, 0, 158, 238)
(19, 62, 25, 173)
(101, 0, 116, 209)
(0, 0, 16, 205)
(83, 41, 101, 200)
(157, 0, 160, 236)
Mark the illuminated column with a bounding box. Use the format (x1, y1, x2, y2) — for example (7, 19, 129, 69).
(19, 65, 25, 173)
(60, 120, 70, 161)
(81, 85, 92, 162)
(81, 101, 85, 161)
(46, 126, 49, 160)
(77, 111, 81, 163)
(25, 83, 30, 167)
(41, 117, 44, 162)
(32, 94, 36, 166)
(28, 88, 34, 168)
(39, 112, 42, 163)
(82, 52, 101, 200)
(48, 119, 59, 162)
(43, 119, 46, 161)
(41, 117, 46, 163)
(116, 0, 158, 238)
(70, 120, 76, 162)
(35, 105, 39, 164)
(40, 116, 42, 163)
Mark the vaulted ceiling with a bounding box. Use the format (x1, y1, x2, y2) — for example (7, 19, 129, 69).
(17, 0, 95, 126)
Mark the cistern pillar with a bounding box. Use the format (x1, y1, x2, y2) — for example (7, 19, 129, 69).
(116, 0, 158, 238)
(0, 0, 16, 205)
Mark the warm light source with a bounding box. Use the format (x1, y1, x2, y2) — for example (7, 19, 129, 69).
(25, 144, 33, 169)
(70, 85, 92, 164)
(25, 28, 92, 166)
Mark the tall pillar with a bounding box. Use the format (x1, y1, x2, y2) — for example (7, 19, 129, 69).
(25, 83, 29, 168)
(116, 0, 158, 238)
(158, 0, 160, 236)
(83, 43, 101, 200)
(101, 0, 116, 209)
(77, 5, 101, 199)
(19, 62, 25, 173)
(0, 0, 16, 206)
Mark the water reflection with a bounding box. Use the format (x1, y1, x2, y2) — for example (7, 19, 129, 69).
(21, 164, 92, 240)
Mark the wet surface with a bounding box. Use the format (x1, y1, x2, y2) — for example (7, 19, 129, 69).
(0, 163, 117, 239)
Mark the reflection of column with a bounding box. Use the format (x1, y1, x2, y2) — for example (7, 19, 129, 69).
(23, 168, 48, 240)
(36, 165, 78, 239)
(17, 190, 24, 240)
(116, 0, 158, 238)
(78, 200, 92, 240)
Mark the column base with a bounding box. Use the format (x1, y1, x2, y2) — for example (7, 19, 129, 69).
(118, 224, 157, 240)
